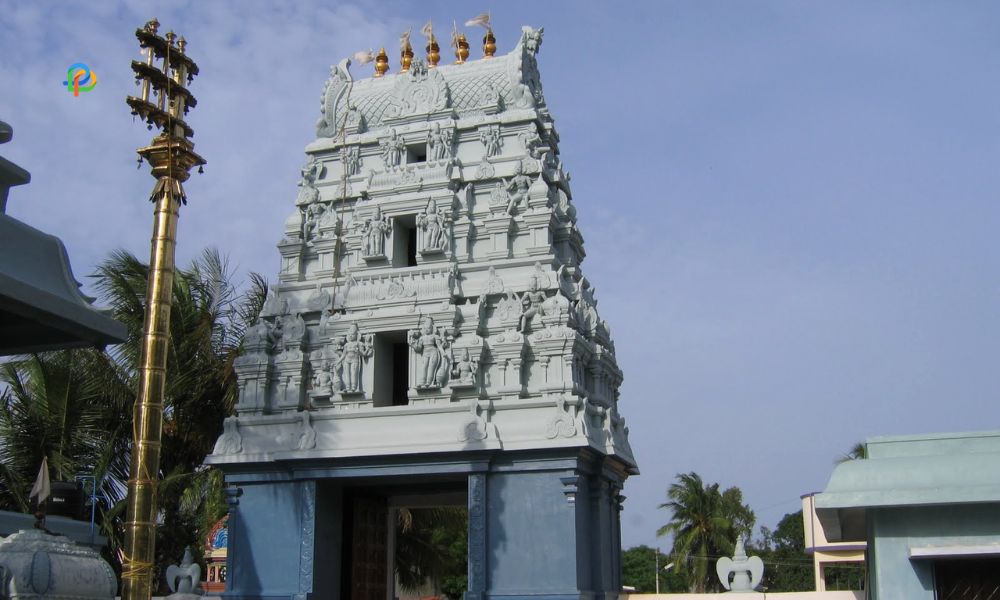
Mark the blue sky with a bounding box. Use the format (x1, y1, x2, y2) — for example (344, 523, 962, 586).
(2, 1, 998, 550)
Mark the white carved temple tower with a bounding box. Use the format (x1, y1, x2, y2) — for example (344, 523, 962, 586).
(209, 25, 637, 600)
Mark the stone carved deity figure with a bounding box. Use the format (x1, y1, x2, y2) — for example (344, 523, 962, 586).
(426, 122, 453, 162)
(497, 288, 522, 324)
(301, 155, 323, 186)
(416, 198, 448, 252)
(489, 181, 510, 212)
(340, 145, 361, 176)
(360, 206, 392, 257)
(329, 344, 345, 392)
(502, 162, 532, 215)
(312, 361, 333, 396)
(380, 128, 406, 168)
(519, 275, 547, 333)
(296, 157, 322, 206)
(302, 202, 326, 241)
(451, 348, 477, 386)
(270, 316, 285, 353)
(338, 323, 373, 393)
(519, 127, 543, 159)
(165, 547, 201, 596)
(408, 317, 450, 389)
(480, 125, 502, 158)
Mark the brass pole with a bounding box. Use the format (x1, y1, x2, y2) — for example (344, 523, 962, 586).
(122, 19, 204, 600)
(122, 179, 179, 600)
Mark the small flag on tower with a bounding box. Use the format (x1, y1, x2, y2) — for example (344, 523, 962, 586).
(352, 49, 375, 65)
(29, 456, 51, 506)
(421, 21, 434, 39)
(465, 13, 491, 29)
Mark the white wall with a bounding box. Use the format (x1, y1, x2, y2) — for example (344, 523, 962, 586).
(625, 592, 863, 600)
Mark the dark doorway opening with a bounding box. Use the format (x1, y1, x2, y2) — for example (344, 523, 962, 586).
(392, 215, 418, 268)
(341, 484, 468, 600)
(392, 342, 409, 406)
(406, 144, 427, 165)
(935, 557, 1000, 600)
(373, 331, 409, 407)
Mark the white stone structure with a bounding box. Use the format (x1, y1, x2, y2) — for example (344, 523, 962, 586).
(209, 26, 637, 600)
(209, 26, 634, 467)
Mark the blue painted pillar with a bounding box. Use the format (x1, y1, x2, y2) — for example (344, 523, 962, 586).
(483, 460, 624, 600)
(223, 480, 317, 600)
(467, 472, 488, 600)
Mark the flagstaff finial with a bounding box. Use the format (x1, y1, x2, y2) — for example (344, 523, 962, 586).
(464, 13, 494, 58)
(400, 28, 413, 72)
(453, 29, 470, 64)
(422, 21, 440, 67)
(127, 20, 205, 182)
(483, 28, 496, 58)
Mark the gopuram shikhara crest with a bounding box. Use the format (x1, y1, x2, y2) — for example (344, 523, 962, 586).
(209, 24, 637, 600)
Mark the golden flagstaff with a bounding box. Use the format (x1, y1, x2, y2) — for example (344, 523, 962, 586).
(123, 18, 205, 600)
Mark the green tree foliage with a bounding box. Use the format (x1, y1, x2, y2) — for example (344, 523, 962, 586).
(0, 247, 265, 594)
(93, 247, 266, 592)
(621, 545, 686, 593)
(756, 510, 814, 592)
(0, 350, 131, 511)
(92, 248, 266, 590)
(837, 442, 867, 463)
(395, 507, 468, 599)
(657, 472, 756, 592)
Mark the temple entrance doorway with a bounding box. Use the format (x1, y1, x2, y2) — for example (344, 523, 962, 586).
(342, 483, 468, 600)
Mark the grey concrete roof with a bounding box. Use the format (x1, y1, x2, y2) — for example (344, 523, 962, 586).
(815, 430, 1000, 541)
(0, 214, 128, 355)
(0, 119, 126, 354)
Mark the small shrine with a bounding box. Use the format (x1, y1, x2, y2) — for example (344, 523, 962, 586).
(202, 516, 228, 594)
(208, 19, 636, 600)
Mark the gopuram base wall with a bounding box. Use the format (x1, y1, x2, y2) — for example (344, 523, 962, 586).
(208, 24, 638, 600)
(222, 449, 627, 600)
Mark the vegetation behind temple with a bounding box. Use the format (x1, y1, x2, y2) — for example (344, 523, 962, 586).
(0, 247, 265, 595)
(623, 470, 865, 593)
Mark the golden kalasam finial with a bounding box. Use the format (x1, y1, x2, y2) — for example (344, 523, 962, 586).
(454, 32, 470, 64)
(426, 34, 440, 67)
(483, 28, 496, 59)
(374, 47, 389, 77)
(177, 36, 186, 54)
(401, 38, 414, 72)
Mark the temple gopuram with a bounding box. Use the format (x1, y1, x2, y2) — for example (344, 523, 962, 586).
(207, 23, 637, 600)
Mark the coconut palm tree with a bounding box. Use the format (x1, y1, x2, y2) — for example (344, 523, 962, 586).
(0, 247, 265, 590)
(836, 442, 867, 463)
(0, 349, 132, 512)
(657, 472, 755, 593)
(92, 247, 267, 590)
